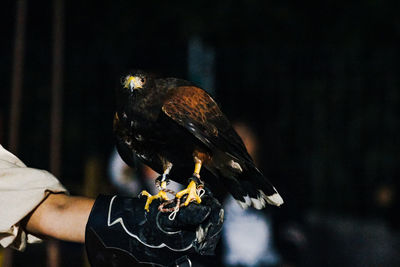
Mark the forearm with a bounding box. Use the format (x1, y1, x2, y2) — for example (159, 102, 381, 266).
(24, 193, 95, 243)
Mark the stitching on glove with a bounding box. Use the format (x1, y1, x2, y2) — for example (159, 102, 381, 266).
(107, 195, 193, 252)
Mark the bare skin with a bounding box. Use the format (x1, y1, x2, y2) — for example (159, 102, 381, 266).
(24, 193, 95, 243)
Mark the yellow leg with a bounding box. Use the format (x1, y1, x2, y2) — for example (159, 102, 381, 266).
(176, 180, 202, 206)
(194, 160, 202, 176)
(141, 161, 173, 211)
(175, 157, 204, 206)
(141, 190, 169, 212)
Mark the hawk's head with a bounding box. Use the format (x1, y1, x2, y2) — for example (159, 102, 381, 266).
(122, 70, 154, 93)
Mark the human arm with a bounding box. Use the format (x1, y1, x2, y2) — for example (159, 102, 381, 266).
(23, 191, 223, 267)
(0, 144, 223, 266)
(24, 193, 95, 243)
(0, 145, 68, 250)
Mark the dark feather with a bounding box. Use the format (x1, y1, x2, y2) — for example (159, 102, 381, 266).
(114, 71, 284, 209)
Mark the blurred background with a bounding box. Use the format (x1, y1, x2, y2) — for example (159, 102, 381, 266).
(1, 0, 399, 266)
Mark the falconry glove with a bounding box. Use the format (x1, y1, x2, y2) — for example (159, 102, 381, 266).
(85, 192, 224, 267)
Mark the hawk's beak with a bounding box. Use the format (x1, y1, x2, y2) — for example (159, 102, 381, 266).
(124, 76, 142, 91)
(124, 76, 133, 89)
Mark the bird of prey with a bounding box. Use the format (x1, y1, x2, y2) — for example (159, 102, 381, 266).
(113, 70, 283, 211)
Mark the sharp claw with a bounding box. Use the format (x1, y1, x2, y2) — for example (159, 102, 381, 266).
(176, 180, 202, 206)
(140, 190, 151, 197)
(140, 190, 169, 212)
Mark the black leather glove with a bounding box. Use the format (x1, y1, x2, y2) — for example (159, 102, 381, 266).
(85, 192, 223, 267)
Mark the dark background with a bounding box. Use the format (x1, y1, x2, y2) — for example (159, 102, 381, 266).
(1, 0, 399, 266)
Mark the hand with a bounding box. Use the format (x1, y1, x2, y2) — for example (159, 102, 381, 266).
(85, 191, 223, 267)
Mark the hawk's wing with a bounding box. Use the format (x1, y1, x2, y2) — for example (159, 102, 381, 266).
(162, 86, 284, 208)
(161, 86, 253, 165)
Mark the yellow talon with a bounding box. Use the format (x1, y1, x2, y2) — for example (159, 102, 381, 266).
(176, 180, 202, 206)
(141, 190, 169, 212)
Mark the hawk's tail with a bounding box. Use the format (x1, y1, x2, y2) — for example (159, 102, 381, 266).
(226, 167, 284, 210)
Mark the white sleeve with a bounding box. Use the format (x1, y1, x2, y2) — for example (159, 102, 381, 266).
(0, 145, 68, 251)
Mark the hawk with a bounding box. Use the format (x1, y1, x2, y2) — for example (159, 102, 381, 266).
(114, 70, 283, 211)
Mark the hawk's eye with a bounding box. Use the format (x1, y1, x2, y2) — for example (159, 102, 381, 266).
(136, 76, 146, 88)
